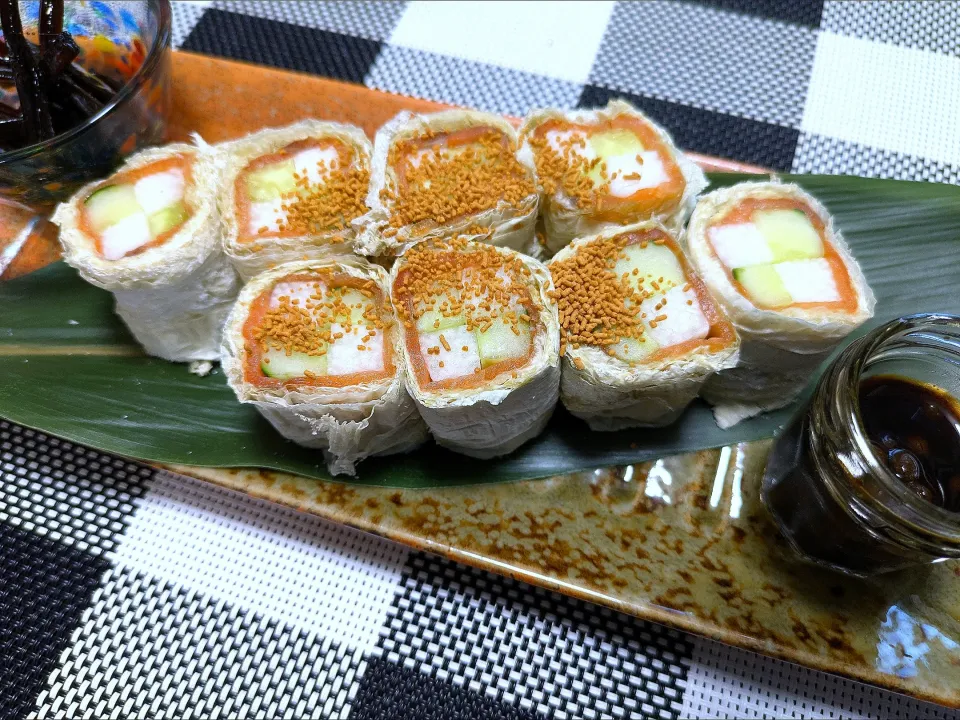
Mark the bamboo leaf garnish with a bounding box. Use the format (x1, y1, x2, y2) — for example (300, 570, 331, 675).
(1, 174, 958, 487)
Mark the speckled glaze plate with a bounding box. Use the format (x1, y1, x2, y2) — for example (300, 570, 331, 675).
(12, 51, 960, 709)
(169, 443, 960, 709)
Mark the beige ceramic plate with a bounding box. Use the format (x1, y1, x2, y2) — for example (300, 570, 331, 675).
(15, 51, 958, 709)
(168, 441, 960, 710)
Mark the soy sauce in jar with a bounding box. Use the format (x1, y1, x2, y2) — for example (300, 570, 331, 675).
(859, 376, 960, 512)
(761, 314, 960, 577)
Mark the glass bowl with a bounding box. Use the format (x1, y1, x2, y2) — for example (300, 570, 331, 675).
(0, 0, 171, 210)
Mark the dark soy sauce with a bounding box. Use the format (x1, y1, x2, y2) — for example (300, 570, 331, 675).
(859, 375, 960, 512)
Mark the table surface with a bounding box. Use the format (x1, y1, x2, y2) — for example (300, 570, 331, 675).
(4, 2, 960, 719)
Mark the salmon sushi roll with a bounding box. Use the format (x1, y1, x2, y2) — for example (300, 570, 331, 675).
(356, 110, 539, 257)
(390, 235, 560, 458)
(53, 141, 240, 361)
(519, 100, 706, 256)
(549, 221, 739, 430)
(685, 181, 875, 427)
(219, 120, 372, 279)
(221, 257, 428, 476)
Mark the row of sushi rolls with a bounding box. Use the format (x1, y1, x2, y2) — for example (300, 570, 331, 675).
(53, 101, 876, 476)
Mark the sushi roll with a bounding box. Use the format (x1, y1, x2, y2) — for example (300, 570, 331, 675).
(685, 181, 875, 427)
(53, 141, 240, 362)
(219, 120, 372, 279)
(390, 235, 560, 458)
(355, 110, 539, 257)
(549, 221, 739, 431)
(221, 257, 428, 476)
(519, 100, 706, 256)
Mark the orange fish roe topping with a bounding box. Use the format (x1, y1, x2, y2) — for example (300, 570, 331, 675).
(272, 162, 370, 236)
(549, 235, 665, 356)
(528, 132, 612, 210)
(526, 116, 687, 224)
(252, 276, 385, 358)
(393, 236, 534, 336)
(383, 127, 535, 231)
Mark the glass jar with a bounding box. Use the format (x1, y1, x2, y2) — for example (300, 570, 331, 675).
(0, 0, 171, 210)
(762, 314, 960, 577)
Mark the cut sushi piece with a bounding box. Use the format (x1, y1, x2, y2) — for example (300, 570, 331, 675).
(219, 120, 373, 279)
(80, 156, 192, 259)
(248, 277, 387, 381)
(221, 257, 428, 477)
(391, 236, 561, 458)
(548, 221, 739, 431)
(686, 181, 876, 426)
(518, 100, 706, 255)
(52, 141, 241, 362)
(698, 184, 863, 313)
(355, 109, 539, 257)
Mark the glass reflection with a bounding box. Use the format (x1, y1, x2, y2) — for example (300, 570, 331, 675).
(644, 459, 673, 505)
(876, 605, 959, 679)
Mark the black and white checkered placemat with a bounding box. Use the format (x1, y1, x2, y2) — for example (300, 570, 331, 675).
(5, 2, 960, 718)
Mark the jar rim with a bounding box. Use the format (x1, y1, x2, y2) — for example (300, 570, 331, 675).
(843, 313, 960, 541)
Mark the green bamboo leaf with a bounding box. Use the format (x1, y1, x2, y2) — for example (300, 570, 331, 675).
(2, 173, 959, 487)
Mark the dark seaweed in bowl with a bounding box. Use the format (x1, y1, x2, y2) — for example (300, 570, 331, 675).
(0, 0, 170, 209)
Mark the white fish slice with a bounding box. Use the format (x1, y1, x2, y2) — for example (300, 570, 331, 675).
(293, 147, 340, 186)
(327, 323, 384, 375)
(419, 326, 480, 382)
(708, 223, 774, 269)
(544, 128, 592, 158)
(133, 169, 185, 215)
(775, 258, 840, 303)
(641, 287, 710, 347)
(269, 280, 322, 309)
(101, 212, 152, 260)
(607, 151, 668, 197)
(249, 197, 287, 234)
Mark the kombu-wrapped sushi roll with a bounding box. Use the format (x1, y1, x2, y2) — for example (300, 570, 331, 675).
(221, 257, 428, 476)
(549, 221, 739, 431)
(356, 110, 539, 257)
(390, 236, 560, 458)
(686, 181, 875, 427)
(519, 100, 706, 256)
(53, 142, 240, 361)
(219, 120, 372, 279)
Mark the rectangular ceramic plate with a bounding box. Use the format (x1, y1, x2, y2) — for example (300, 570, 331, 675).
(14, 51, 960, 709)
